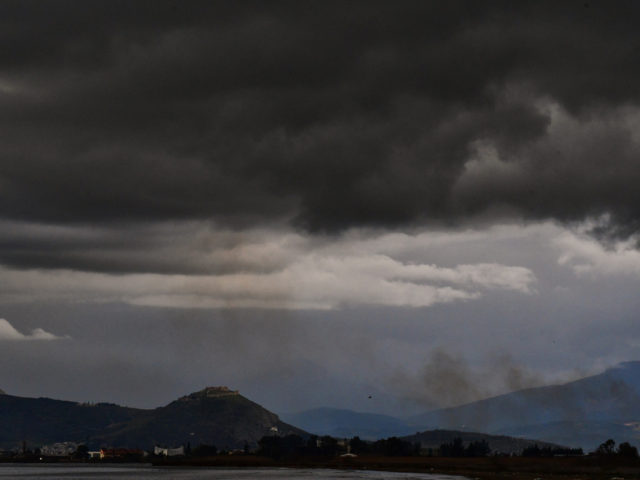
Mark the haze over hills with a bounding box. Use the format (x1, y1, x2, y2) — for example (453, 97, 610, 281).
(280, 408, 415, 440)
(3, 362, 640, 453)
(0, 385, 569, 456)
(400, 430, 562, 456)
(281, 408, 565, 454)
(284, 362, 640, 451)
(406, 361, 640, 450)
(0, 386, 303, 450)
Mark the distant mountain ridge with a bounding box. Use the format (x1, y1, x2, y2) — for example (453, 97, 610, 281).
(0, 386, 304, 450)
(281, 407, 415, 440)
(4, 362, 639, 453)
(407, 361, 640, 450)
(401, 429, 562, 455)
(284, 362, 640, 451)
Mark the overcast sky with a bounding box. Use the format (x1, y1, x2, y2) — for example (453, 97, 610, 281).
(2, 0, 640, 415)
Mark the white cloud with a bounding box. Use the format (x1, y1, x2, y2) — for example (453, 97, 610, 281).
(0, 318, 68, 341)
(0, 226, 537, 310)
(555, 229, 640, 277)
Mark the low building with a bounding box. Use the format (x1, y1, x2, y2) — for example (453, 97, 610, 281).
(99, 448, 144, 459)
(154, 445, 185, 456)
(40, 442, 78, 457)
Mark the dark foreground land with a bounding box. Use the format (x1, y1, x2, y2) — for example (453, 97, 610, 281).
(157, 455, 640, 480)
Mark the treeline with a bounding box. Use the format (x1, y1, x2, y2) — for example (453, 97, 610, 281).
(257, 435, 420, 459)
(350, 436, 420, 456)
(256, 434, 640, 460)
(438, 438, 491, 457)
(257, 434, 493, 459)
(522, 445, 584, 457)
(9, 435, 640, 463)
(258, 435, 339, 459)
(592, 439, 639, 458)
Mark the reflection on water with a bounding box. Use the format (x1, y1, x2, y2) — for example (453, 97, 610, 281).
(0, 464, 469, 479)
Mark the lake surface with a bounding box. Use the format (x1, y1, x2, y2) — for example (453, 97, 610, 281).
(0, 464, 469, 479)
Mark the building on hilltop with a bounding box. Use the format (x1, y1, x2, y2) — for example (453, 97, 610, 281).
(179, 386, 240, 402)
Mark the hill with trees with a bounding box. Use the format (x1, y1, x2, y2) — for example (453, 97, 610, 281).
(0, 386, 303, 450)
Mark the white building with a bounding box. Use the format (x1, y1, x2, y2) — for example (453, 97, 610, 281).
(154, 445, 185, 456)
(40, 442, 78, 457)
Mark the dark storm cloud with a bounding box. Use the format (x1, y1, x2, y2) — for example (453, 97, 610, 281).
(0, 220, 295, 274)
(2, 0, 640, 244)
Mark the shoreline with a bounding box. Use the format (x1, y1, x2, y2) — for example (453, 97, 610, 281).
(154, 455, 640, 480)
(3, 455, 640, 479)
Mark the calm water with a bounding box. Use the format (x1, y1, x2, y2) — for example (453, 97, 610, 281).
(0, 464, 469, 480)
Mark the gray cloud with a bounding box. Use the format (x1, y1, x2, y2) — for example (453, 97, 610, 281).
(0, 220, 298, 274)
(0, 1, 639, 253)
(0, 227, 537, 309)
(3, 1, 640, 415)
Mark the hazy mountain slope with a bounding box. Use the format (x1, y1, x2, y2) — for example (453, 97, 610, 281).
(281, 407, 414, 440)
(407, 361, 640, 449)
(401, 429, 563, 455)
(496, 420, 640, 451)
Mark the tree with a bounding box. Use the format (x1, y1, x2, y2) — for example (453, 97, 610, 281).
(595, 439, 616, 456)
(258, 434, 304, 459)
(192, 444, 217, 457)
(317, 436, 339, 456)
(371, 437, 415, 456)
(349, 436, 369, 455)
(617, 442, 639, 458)
(522, 444, 542, 457)
(440, 438, 490, 457)
(522, 445, 583, 457)
(440, 437, 466, 457)
(466, 440, 491, 457)
(73, 444, 89, 460)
